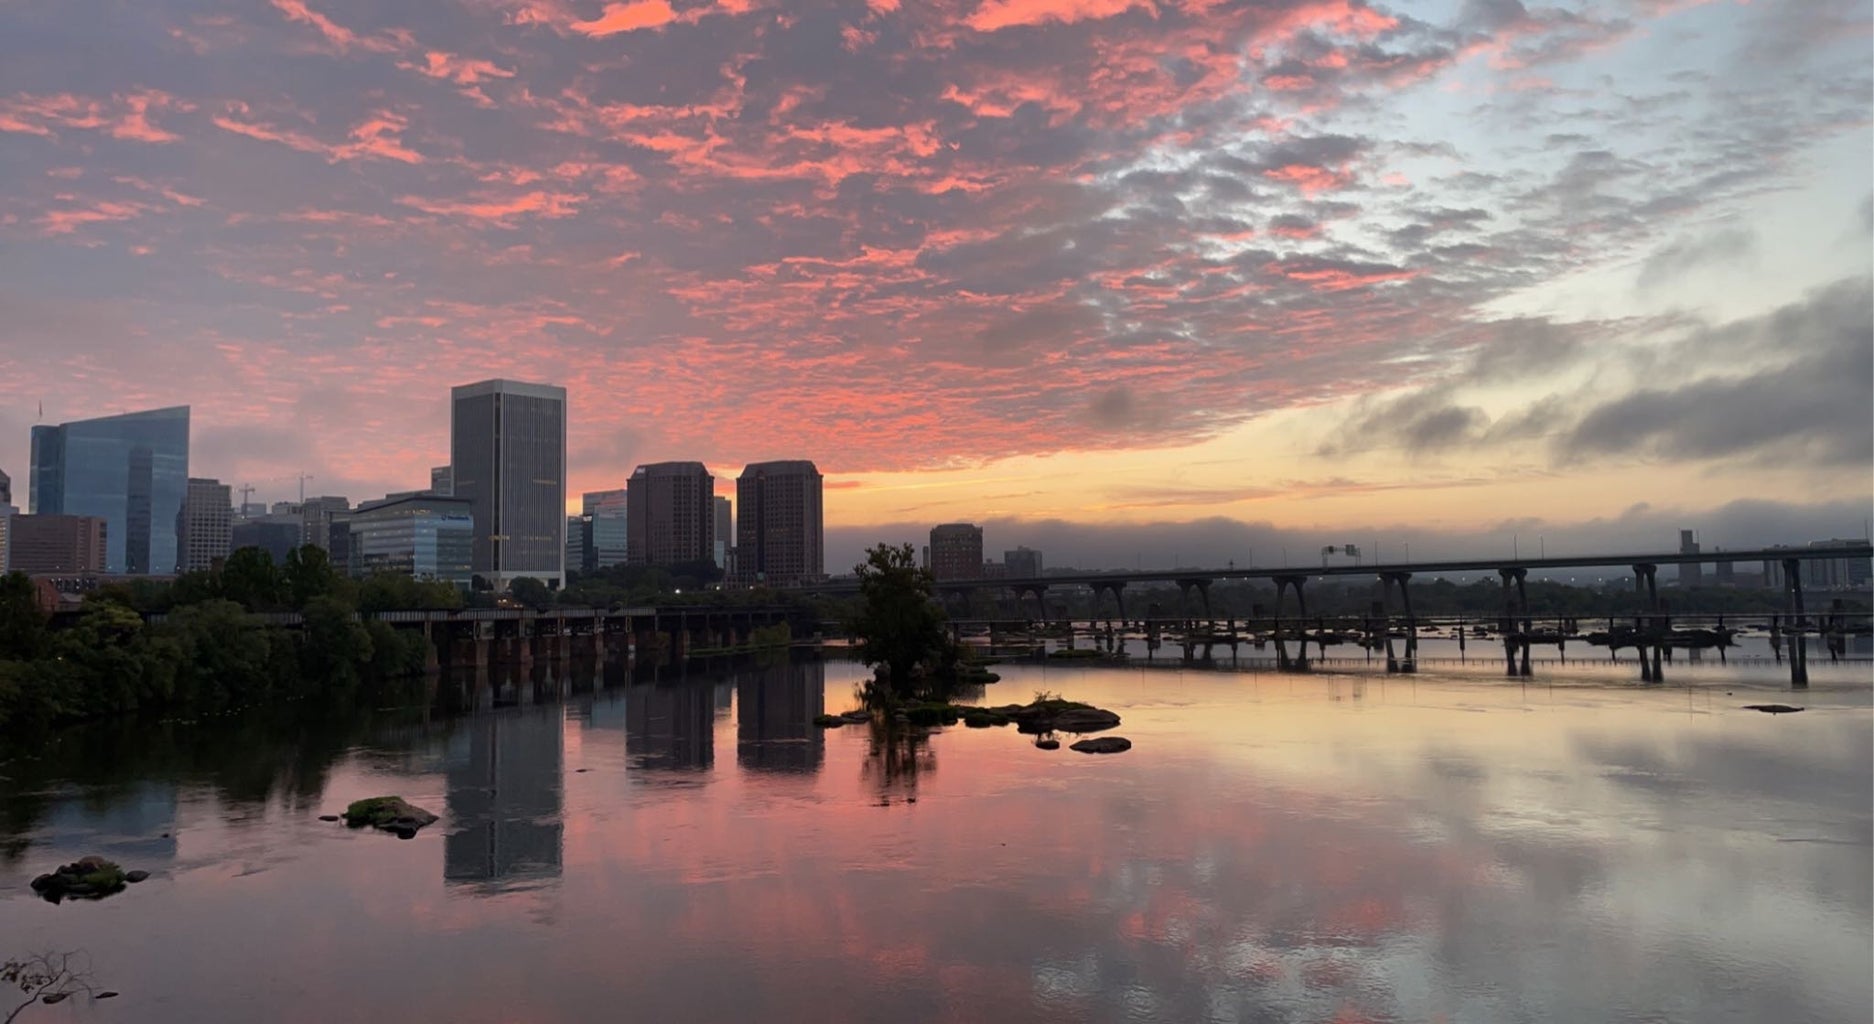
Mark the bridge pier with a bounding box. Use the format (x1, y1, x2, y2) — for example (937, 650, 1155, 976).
(1175, 578, 1213, 628)
(1090, 581, 1129, 628)
(1380, 571, 1417, 674)
(1783, 557, 1808, 688)
(1632, 563, 1662, 683)
(1499, 567, 1530, 677)
(1272, 575, 1309, 672)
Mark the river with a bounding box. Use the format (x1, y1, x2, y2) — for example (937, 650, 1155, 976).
(1, 652, 1868, 1023)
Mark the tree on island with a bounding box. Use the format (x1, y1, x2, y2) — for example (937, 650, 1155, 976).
(848, 543, 957, 701)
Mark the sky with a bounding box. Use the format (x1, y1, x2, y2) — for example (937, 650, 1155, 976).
(1, 0, 1870, 571)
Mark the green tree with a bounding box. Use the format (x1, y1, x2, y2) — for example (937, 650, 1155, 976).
(159, 600, 272, 710)
(221, 547, 284, 611)
(299, 595, 372, 689)
(849, 543, 953, 699)
(283, 546, 340, 609)
(0, 573, 46, 661)
(508, 576, 552, 610)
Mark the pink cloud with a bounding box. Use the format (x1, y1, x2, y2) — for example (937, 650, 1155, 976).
(397, 189, 587, 224)
(212, 104, 425, 164)
(966, 0, 1155, 32)
(269, 0, 406, 53)
(0, 90, 186, 142)
(570, 0, 679, 36)
(408, 50, 516, 85)
(38, 199, 147, 236)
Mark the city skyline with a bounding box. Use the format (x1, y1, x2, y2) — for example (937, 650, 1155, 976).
(0, 0, 1868, 570)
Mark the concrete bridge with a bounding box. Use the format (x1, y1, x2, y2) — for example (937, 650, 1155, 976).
(802, 542, 1872, 688)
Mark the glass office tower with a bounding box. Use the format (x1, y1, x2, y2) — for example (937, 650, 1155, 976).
(582, 488, 628, 569)
(30, 406, 190, 574)
(450, 380, 566, 589)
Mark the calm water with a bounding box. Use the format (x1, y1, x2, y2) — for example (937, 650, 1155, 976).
(1, 654, 1869, 1023)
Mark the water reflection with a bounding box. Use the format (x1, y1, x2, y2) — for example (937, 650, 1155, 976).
(736, 661, 826, 774)
(625, 681, 715, 771)
(0, 656, 1865, 1024)
(444, 706, 564, 891)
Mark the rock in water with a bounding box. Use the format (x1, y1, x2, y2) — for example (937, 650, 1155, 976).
(1743, 704, 1804, 714)
(1070, 736, 1131, 755)
(29, 855, 131, 902)
(1035, 738, 1061, 750)
(1051, 708, 1121, 733)
(318, 814, 341, 822)
(124, 870, 150, 883)
(342, 796, 440, 836)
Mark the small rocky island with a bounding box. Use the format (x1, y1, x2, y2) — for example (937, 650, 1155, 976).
(340, 796, 439, 839)
(818, 695, 1132, 754)
(30, 855, 151, 903)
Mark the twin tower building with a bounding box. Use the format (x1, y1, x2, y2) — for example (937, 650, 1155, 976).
(449, 379, 823, 590)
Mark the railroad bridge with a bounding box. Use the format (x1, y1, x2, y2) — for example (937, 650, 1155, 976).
(141, 603, 815, 672)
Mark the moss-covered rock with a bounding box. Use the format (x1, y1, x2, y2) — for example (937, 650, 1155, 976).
(30, 855, 130, 902)
(342, 796, 439, 838)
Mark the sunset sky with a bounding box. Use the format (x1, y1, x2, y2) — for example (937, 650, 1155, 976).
(2, 0, 1869, 568)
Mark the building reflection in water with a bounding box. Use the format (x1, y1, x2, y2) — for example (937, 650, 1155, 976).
(443, 705, 565, 891)
(625, 683, 715, 771)
(735, 660, 826, 774)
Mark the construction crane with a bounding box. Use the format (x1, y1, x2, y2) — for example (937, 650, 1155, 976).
(234, 473, 315, 514)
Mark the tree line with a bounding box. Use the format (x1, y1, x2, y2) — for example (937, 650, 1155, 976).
(0, 546, 449, 735)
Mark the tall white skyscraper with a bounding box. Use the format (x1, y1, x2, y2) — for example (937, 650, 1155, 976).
(450, 379, 568, 589)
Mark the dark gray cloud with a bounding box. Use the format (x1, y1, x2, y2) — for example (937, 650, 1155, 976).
(1560, 280, 1874, 467)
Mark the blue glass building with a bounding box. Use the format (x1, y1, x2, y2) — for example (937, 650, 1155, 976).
(30, 406, 190, 574)
(347, 493, 474, 586)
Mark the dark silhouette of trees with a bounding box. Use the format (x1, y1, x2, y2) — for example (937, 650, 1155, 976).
(849, 543, 954, 699)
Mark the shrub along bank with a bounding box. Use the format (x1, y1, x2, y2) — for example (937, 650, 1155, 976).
(0, 546, 446, 735)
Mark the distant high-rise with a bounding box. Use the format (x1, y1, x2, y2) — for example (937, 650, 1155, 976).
(347, 493, 474, 585)
(929, 523, 984, 581)
(626, 462, 714, 567)
(30, 405, 189, 574)
(231, 515, 302, 564)
(566, 514, 592, 575)
(736, 461, 822, 585)
(431, 465, 453, 496)
(299, 496, 351, 552)
(713, 495, 732, 572)
(1005, 546, 1043, 579)
(179, 478, 233, 572)
(450, 379, 567, 589)
(1678, 529, 1701, 587)
(582, 489, 628, 569)
(8, 514, 107, 575)
(0, 469, 15, 572)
